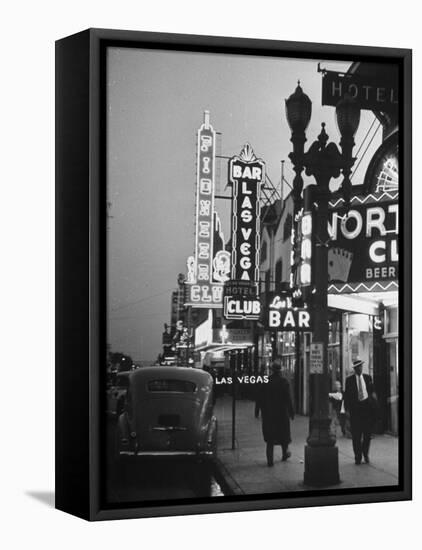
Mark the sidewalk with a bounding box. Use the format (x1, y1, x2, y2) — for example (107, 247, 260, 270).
(214, 395, 399, 495)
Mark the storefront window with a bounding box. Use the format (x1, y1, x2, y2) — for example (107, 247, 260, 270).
(328, 318, 341, 390)
(385, 306, 398, 335)
(385, 339, 399, 435)
(384, 306, 399, 435)
(343, 312, 374, 379)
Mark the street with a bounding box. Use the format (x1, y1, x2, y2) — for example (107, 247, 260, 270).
(105, 419, 227, 503)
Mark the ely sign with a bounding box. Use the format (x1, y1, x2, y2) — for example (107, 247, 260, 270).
(322, 70, 398, 113)
(328, 194, 398, 289)
(264, 295, 312, 331)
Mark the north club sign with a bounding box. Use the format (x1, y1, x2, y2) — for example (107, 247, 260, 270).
(328, 193, 398, 288)
(264, 295, 312, 331)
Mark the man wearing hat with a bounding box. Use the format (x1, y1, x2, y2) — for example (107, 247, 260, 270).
(344, 358, 376, 465)
(259, 357, 294, 466)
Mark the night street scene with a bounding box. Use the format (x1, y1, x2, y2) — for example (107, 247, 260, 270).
(105, 47, 399, 505)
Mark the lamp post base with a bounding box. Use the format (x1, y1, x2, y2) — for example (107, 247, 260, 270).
(304, 445, 340, 486)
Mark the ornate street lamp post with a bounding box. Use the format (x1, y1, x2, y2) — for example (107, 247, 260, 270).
(285, 83, 360, 485)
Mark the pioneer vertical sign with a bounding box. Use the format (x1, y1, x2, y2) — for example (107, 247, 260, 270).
(185, 111, 224, 308)
(224, 143, 265, 320)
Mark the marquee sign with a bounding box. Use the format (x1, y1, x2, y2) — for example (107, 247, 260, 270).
(229, 143, 265, 286)
(328, 193, 398, 292)
(264, 294, 312, 331)
(184, 112, 225, 308)
(224, 143, 264, 320)
(321, 70, 398, 113)
(223, 296, 261, 320)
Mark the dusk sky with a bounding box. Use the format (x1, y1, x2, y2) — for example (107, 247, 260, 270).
(106, 47, 381, 362)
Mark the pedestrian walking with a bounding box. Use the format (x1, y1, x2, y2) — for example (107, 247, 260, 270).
(260, 358, 294, 467)
(329, 380, 346, 436)
(254, 367, 266, 419)
(344, 358, 377, 465)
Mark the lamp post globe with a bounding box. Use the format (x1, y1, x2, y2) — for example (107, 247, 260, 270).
(336, 93, 360, 206)
(285, 82, 312, 210)
(285, 81, 312, 134)
(335, 93, 361, 138)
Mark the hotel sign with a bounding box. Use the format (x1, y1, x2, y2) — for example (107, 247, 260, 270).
(322, 70, 398, 113)
(185, 112, 224, 308)
(328, 193, 398, 289)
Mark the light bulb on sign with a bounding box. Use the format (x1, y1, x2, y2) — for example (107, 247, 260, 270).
(301, 214, 312, 236)
(301, 239, 312, 259)
(300, 264, 311, 285)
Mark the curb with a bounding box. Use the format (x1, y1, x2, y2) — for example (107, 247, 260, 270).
(214, 457, 245, 496)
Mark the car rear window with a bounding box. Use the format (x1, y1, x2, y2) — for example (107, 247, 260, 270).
(147, 379, 197, 393)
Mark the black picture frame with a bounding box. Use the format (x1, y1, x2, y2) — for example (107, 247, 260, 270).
(55, 28, 412, 521)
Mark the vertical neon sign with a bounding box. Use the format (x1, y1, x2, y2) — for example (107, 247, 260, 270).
(185, 111, 224, 308)
(195, 110, 215, 289)
(229, 143, 265, 290)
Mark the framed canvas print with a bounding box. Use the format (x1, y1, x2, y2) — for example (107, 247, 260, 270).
(55, 28, 412, 521)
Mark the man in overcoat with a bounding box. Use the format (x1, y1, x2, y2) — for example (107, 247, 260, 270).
(260, 358, 294, 466)
(344, 358, 377, 465)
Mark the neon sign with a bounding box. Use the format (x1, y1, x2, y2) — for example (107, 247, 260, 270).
(264, 294, 312, 331)
(223, 143, 264, 320)
(328, 195, 398, 284)
(229, 143, 265, 287)
(184, 112, 224, 308)
(223, 297, 261, 320)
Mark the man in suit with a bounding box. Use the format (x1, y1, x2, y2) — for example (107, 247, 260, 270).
(259, 358, 294, 466)
(344, 358, 377, 465)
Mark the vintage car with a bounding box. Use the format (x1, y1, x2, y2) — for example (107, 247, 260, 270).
(116, 366, 217, 459)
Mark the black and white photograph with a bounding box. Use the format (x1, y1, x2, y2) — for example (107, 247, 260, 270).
(4, 0, 421, 546)
(104, 44, 405, 506)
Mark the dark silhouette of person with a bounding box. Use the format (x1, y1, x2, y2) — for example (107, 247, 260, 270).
(344, 358, 377, 464)
(254, 367, 266, 418)
(260, 358, 294, 466)
(329, 380, 346, 436)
